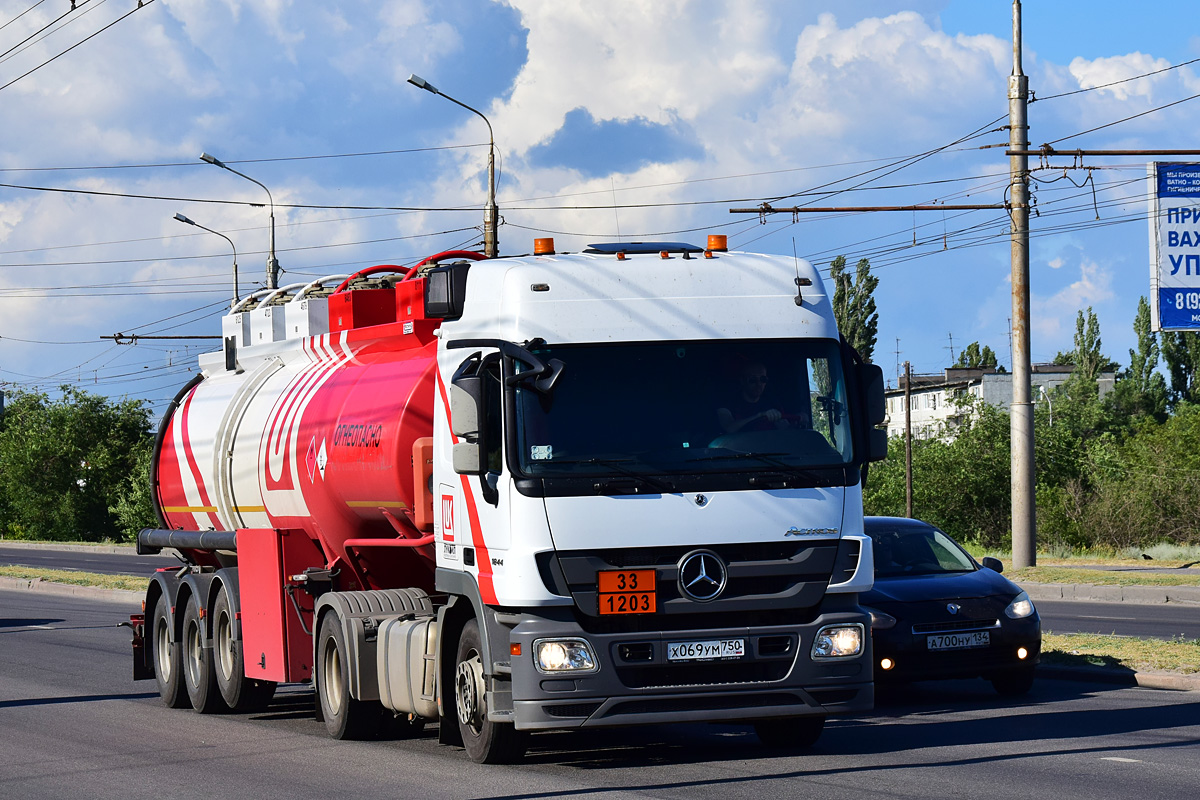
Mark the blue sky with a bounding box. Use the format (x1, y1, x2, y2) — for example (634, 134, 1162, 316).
(1, 0, 1198, 411)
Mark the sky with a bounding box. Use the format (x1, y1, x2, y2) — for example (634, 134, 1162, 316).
(1, 0, 1198, 413)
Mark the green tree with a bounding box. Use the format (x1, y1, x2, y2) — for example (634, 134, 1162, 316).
(1106, 296, 1167, 421)
(830, 255, 879, 363)
(0, 387, 152, 541)
(953, 341, 1002, 370)
(1162, 330, 1200, 407)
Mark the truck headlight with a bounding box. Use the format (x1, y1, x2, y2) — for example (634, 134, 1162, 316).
(811, 623, 865, 659)
(1004, 591, 1035, 619)
(533, 638, 597, 673)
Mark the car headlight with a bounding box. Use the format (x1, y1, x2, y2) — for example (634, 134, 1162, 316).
(1004, 591, 1035, 619)
(533, 638, 597, 673)
(811, 623, 865, 659)
(862, 606, 897, 630)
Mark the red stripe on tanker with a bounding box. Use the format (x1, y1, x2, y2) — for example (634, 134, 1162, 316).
(175, 387, 225, 530)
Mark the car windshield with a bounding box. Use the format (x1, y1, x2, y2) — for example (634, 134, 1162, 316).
(513, 338, 854, 477)
(867, 522, 977, 577)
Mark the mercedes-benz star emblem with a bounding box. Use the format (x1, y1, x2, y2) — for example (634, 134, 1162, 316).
(947, 603, 961, 615)
(677, 550, 728, 602)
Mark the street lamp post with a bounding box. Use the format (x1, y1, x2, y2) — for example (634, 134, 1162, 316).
(407, 73, 498, 258)
(174, 212, 240, 308)
(199, 152, 280, 288)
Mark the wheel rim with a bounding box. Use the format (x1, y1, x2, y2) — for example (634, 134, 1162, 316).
(322, 638, 344, 716)
(155, 614, 172, 681)
(455, 650, 485, 734)
(184, 615, 203, 687)
(215, 608, 235, 682)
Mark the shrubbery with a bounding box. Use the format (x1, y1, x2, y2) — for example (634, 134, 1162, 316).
(0, 387, 156, 542)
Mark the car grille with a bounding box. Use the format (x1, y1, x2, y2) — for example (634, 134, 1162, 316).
(911, 618, 1000, 635)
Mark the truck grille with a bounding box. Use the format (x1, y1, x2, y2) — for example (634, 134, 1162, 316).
(546, 541, 839, 620)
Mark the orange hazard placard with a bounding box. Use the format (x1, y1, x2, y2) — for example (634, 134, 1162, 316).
(598, 569, 656, 615)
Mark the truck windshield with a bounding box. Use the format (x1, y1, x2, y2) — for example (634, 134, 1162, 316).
(513, 339, 854, 478)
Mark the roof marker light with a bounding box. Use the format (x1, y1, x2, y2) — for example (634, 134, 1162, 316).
(660, 251, 670, 259)
(534, 237, 555, 255)
(707, 234, 728, 252)
(616, 251, 627, 261)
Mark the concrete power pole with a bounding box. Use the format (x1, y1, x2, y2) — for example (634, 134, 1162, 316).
(1009, 0, 1036, 568)
(904, 361, 913, 519)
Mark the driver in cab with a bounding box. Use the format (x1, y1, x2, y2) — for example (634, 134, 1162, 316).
(716, 362, 809, 434)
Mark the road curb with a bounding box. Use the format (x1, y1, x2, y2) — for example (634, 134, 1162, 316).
(0, 541, 140, 555)
(0, 575, 143, 605)
(1038, 664, 1200, 691)
(1022, 581, 1200, 605)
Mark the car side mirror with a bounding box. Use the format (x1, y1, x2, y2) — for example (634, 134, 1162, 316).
(981, 556, 1003, 573)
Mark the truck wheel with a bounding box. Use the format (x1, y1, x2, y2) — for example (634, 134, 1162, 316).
(316, 613, 382, 740)
(212, 590, 275, 712)
(151, 594, 188, 709)
(754, 715, 825, 750)
(181, 595, 228, 713)
(454, 619, 527, 764)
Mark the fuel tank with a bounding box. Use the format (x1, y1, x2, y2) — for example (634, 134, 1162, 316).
(153, 277, 441, 591)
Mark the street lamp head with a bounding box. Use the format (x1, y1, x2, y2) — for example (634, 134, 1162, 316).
(173, 212, 196, 226)
(199, 152, 225, 168)
(407, 73, 438, 94)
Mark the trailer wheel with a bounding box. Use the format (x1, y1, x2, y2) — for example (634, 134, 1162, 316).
(754, 715, 825, 750)
(151, 594, 188, 708)
(316, 613, 381, 740)
(454, 619, 527, 764)
(182, 595, 228, 713)
(212, 590, 275, 712)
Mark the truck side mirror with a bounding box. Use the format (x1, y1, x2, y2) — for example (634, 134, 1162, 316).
(859, 363, 888, 462)
(450, 358, 485, 475)
(860, 363, 886, 426)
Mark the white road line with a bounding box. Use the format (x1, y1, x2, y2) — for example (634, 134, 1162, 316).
(1101, 757, 1143, 763)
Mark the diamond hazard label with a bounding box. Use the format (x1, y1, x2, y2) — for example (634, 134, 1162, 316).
(306, 437, 318, 482)
(317, 439, 328, 479)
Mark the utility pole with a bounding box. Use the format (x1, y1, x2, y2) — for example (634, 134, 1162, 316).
(904, 361, 913, 518)
(1009, 0, 1036, 568)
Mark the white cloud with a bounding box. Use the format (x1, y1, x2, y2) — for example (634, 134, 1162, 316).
(1067, 52, 1171, 102)
(1030, 258, 1115, 342)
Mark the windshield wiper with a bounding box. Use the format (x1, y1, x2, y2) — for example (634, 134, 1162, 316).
(547, 457, 674, 494)
(693, 451, 838, 486)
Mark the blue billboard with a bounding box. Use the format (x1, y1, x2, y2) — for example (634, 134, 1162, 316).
(1151, 162, 1200, 331)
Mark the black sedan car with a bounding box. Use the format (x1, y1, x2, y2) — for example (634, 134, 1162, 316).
(862, 516, 1041, 695)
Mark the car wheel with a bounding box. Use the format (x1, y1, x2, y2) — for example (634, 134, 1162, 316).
(991, 666, 1035, 696)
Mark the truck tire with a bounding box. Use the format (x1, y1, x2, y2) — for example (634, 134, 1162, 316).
(181, 595, 228, 713)
(212, 590, 275, 712)
(151, 593, 188, 709)
(316, 613, 382, 740)
(754, 715, 825, 750)
(454, 619, 527, 764)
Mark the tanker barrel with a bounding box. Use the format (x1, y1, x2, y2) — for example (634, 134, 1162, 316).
(137, 528, 238, 556)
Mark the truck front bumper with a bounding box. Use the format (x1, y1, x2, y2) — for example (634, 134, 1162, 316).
(505, 610, 872, 730)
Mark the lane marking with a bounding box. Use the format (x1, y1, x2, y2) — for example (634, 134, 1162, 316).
(1100, 757, 1142, 763)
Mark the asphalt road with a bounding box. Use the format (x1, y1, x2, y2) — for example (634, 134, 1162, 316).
(1, 588, 1198, 799)
(1036, 598, 1200, 640)
(0, 544, 178, 575)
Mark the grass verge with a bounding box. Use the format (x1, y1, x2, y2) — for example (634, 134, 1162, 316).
(1009, 566, 1200, 587)
(0, 566, 145, 592)
(1042, 632, 1200, 675)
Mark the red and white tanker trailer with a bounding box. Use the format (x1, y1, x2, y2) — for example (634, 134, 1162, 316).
(130, 235, 887, 762)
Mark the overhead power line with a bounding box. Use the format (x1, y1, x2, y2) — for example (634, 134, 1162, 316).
(0, 0, 154, 95)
